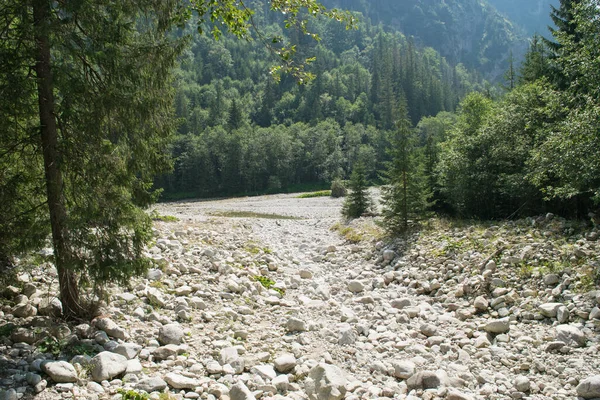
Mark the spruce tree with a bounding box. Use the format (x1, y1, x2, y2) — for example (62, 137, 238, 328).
(381, 101, 430, 234)
(342, 162, 372, 218)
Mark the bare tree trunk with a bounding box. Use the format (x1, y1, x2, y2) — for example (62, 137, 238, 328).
(33, 0, 83, 319)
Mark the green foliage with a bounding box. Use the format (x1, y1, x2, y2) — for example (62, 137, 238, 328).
(528, 0, 600, 205)
(252, 275, 285, 295)
(297, 191, 332, 198)
(36, 336, 62, 357)
(150, 211, 180, 222)
(330, 180, 348, 198)
(342, 162, 372, 218)
(381, 103, 430, 234)
(157, 13, 489, 200)
(117, 389, 150, 400)
(0, 323, 16, 338)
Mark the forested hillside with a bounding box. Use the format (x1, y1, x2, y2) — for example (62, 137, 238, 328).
(157, 6, 489, 199)
(323, 0, 525, 79)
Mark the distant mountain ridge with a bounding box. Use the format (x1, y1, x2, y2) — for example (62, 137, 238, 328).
(322, 0, 545, 80)
(487, 0, 558, 36)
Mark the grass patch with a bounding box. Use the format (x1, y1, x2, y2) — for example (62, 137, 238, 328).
(297, 190, 332, 198)
(149, 210, 179, 222)
(209, 210, 301, 220)
(252, 275, 285, 295)
(117, 389, 150, 400)
(244, 241, 273, 255)
(331, 222, 384, 243)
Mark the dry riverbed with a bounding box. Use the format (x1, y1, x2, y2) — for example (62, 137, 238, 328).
(1, 192, 600, 400)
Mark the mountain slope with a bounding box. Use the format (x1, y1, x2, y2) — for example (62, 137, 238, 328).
(323, 0, 527, 80)
(487, 0, 558, 36)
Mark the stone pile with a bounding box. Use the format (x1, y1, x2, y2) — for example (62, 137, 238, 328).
(0, 195, 598, 400)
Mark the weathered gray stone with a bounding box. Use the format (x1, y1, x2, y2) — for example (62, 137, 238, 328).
(274, 354, 297, 373)
(164, 372, 199, 389)
(392, 360, 415, 380)
(406, 370, 448, 390)
(305, 363, 347, 400)
(42, 361, 78, 383)
(539, 303, 562, 318)
(514, 376, 530, 392)
(285, 317, 306, 332)
(90, 351, 128, 382)
(229, 381, 256, 400)
(484, 318, 510, 334)
(94, 317, 128, 340)
(113, 343, 142, 360)
(555, 324, 586, 348)
(153, 344, 180, 360)
(473, 296, 489, 311)
(158, 323, 184, 345)
(12, 303, 37, 318)
(347, 280, 364, 293)
(577, 375, 600, 399)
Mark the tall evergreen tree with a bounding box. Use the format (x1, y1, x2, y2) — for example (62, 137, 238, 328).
(228, 98, 244, 131)
(342, 161, 372, 218)
(545, 0, 583, 88)
(381, 100, 430, 234)
(519, 35, 551, 85)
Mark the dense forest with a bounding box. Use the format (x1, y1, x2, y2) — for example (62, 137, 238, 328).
(157, 0, 600, 221)
(156, 3, 491, 199)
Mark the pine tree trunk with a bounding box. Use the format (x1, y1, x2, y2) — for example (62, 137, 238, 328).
(33, 0, 83, 319)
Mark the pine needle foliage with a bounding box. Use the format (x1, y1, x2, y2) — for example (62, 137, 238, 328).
(342, 162, 372, 218)
(381, 103, 430, 234)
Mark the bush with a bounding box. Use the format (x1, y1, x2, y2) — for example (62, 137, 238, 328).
(330, 180, 347, 198)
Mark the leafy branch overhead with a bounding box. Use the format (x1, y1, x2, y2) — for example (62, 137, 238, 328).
(188, 0, 357, 83)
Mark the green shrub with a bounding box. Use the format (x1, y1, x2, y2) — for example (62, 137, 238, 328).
(330, 180, 347, 198)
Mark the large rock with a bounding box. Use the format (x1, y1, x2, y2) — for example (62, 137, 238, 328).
(158, 323, 184, 345)
(229, 381, 256, 400)
(90, 351, 128, 382)
(136, 377, 168, 393)
(274, 354, 297, 373)
(406, 370, 448, 390)
(94, 317, 128, 340)
(473, 296, 489, 311)
(577, 375, 600, 399)
(12, 303, 37, 318)
(484, 318, 510, 334)
(164, 372, 199, 389)
(285, 317, 306, 332)
(347, 280, 364, 293)
(220, 347, 240, 366)
(146, 287, 166, 307)
(305, 363, 347, 400)
(392, 360, 415, 380)
(555, 324, 586, 347)
(539, 303, 562, 318)
(153, 344, 181, 360)
(252, 365, 277, 381)
(42, 361, 78, 383)
(113, 343, 142, 360)
(38, 297, 63, 317)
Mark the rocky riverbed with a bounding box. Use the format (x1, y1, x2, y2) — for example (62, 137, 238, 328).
(1, 192, 600, 400)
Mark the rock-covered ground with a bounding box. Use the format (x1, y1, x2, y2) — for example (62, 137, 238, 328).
(1, 192, 600, 400)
